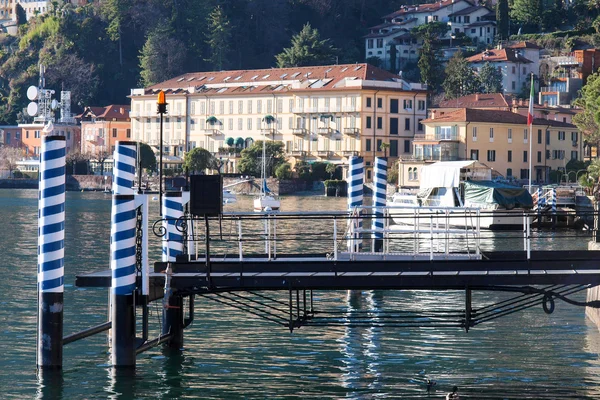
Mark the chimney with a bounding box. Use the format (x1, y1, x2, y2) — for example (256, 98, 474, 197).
(519, 99, 524, 106)
(543, 101, 548, 107)
(120, 107, 124, 114)
(512, 98, 517, 106)
(475, 93, 480, 101)
(430, 109, 436, 119)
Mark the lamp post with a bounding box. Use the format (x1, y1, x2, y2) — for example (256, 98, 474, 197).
(157, 91, 167, 215)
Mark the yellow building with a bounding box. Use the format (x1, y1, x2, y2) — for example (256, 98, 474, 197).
(129, 63, 427, 180)
(402, 108, 582, 187)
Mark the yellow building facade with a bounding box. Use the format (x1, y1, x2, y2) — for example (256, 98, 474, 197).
(402, 108, 582, 187)
(129, 64, 427, 180)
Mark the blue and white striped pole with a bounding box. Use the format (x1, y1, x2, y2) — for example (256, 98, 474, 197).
(37, 135, 66, 369)
(347, 156, 364, 252)
(372, 157, 387, 252)
(110, 141, 137, 367)
(162, 192, 184, 262)
(551, 187, 557, 213)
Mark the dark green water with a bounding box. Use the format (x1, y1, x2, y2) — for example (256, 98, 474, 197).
(1, 189, 600, 399)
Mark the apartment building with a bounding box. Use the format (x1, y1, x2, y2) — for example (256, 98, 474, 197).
(403, 108, 581, 187)
(0, 125, 22, 148)
(79, 105, 131, 156)
(129, 63, 428, 181)
(19, 123, 80, 157)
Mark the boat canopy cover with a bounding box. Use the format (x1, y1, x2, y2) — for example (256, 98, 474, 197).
(463, 181, 533, 210)
(420, 161, 492, 189)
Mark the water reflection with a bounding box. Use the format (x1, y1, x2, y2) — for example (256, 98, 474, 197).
(36, 369, 63, 400)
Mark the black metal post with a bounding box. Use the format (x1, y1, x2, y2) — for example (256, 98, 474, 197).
(159, 112, 164, 216)
(162, 295, 184, 349)
(37, 292, 63, 369)
(465, 288, 472, 333)
(111, 293, 136, 367)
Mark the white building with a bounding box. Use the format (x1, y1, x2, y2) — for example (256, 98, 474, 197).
(129, 64, 428, 181)
(448, 6, 497, 45)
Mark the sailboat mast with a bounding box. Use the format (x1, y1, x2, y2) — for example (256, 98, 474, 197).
(262, 135, 266, 196)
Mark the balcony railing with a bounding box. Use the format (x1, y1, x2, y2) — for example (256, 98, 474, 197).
(290, 150, 306, 157)
(317, 127, 332, 135)
(292, 128, 307, 136)
(204, 127, 223, 135)
(540, 87, 565, 93)
(342, 150, 358, 157)
(261, 128, 276, 136)
(317, 150, 331, 158)
(343, 127, 360, 136)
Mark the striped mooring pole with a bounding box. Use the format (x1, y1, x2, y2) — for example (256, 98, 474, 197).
(551, 187, 557, 213)
(372, 157, 387, 252)
(347, 156, 364, 252)
(162, 191, 185, 349)
(37, 135, 66, 369)
(162, 192, 184, 262)
(111, 141, 137, 367)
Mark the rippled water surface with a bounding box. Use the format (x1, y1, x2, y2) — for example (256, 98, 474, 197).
(1, 189, 600, 399)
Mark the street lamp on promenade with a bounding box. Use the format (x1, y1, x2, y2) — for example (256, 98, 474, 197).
(157, 90, 167, 215)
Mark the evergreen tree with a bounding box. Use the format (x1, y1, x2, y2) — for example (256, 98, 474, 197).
(478, 62, 503, 93)
(573, 72, 600, 144)
(184, 148, 216, 174)
(443, 51, 479, 99)
(275, 23, 337, 68)
(389, 43, 397, 73)
(496, 0, 509, 39)
(238, 141, 286, 177)
(205, 5, 231, 71)
(139, 26, 187, 87)
(412, 22, 449, 94)
(15, 3, 27, 26)
(511, 0, 544, 31)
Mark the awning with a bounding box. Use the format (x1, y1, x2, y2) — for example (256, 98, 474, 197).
(226, 137, 235, 146)
(206, 116, 218, 124)
(262, 115, 275, 123)
(420, 160, 492, 189)
(235, 137, 245, 146)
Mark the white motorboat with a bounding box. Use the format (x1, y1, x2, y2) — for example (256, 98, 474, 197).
(388, 161, 533, 230)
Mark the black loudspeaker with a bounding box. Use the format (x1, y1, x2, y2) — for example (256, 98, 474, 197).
(189, 175, 223, 216)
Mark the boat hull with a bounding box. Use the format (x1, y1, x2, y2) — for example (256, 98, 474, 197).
(254, 196, 280, 212)
(388, 207, 527, 230)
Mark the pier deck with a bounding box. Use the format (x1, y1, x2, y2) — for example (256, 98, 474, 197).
(76, 250, 600, 292)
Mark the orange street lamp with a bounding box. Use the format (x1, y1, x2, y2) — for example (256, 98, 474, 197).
(157, 90, 168, 214)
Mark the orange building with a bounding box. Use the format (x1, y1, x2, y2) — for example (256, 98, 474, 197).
(19, 123, 80, 157)
(79, 105, 132, 156)
(0, 125, 23, 149)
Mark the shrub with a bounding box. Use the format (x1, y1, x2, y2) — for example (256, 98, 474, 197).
(275, 162, 292, 179)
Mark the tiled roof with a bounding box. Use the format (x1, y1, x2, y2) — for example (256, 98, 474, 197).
(145, 63, 422, 94)
(366, 18, 418, 33)
(383, 0, 474, 19)
(78, 105, 130, 120)
(466, 48, 532, 64)
(438, 93, 509, 108)
(448, 5, 490, 16)
(422, 108, 576, 127)
(506, 41, 542, 50)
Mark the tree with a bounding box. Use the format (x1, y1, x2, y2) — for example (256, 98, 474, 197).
(478, 62, 503, 93)
(443, 51, 480, 99)
(15, 3, 27, 26)
(275, 162, 293, 179)
(66, 151, 90, 175)
(139, 142, 156, 172)
(573, 72, 600, 147)
(184, 147, 216, 174)
(412, 22, 449, 94)
(238, 141, 286, 177)
(275, 23, 337, 68)
(325, 162, 337, 179)
(389, 44, 397, 73)
(139, 25, 187, 87)
(496, 0, 509, 39)
(0, 147, 23, 178)
(511, 0, 543, 31)
(205, 6, 231, 71)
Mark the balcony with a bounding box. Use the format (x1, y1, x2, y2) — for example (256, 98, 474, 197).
(343, 127, 360, 136)
(291, 107, 304, 113)
(261, 127, 276, 137)
(317, 150, 331, 158)
(217, 147, 242, 158)
(318, 106, 330, 113)
(317, 127, 332, 135)
(129, 111, 141, 118)
(330, 105, 342, 112)
(292, 128, 307, 136)
(204, 127, 223, 135)
(413, 133, 426, 140)
(342, 105, 357, 112)
(342, 150, 358, 157)
(290, 150, 306, 157)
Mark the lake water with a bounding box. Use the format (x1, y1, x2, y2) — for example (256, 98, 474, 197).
(1, 189, 600, 399)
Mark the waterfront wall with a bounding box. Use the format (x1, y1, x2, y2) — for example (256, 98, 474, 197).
(0, 175, 111, 191)
(586, 241, 600, 330)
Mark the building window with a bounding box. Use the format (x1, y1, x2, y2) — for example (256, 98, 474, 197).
(377, 98, 383, 108)
(126, 129, 131, 138)
(404, 118, 410, 131)
(418, 119, 423, 131)
(377, 117, 383, 129)
(507, 168, 513, 177)
(376, 39, 383, 48)
(524, 128, 528, 143)
(377, 139, 383, 152)
(558, 131, 565, 141)
(523, 151, 528, 162)
(390, 99, 399, 113)
(366, 117, 372, 129)
(508, 150, 512, 162)
(471, 149, 479, 160)
(538, 129, 542, 144)
(508, 128, 512, 142)
(403, 99, 413, 110)
(404, 139, 410, 153)
(489, 128, 494, 141)
(537, 151, 542, 163)
(512, 81, 516, 90)
(390, 140, 399, 157)
(512, 66, 516, 74)
(472, 127, 477, 141)
(247, 100, 252, 114)
(112, 128, 117, 138)
(390, 118, 398, 135)
(546, 130, 550, 145)
(572, 132, 578, 143)
(366, 97, 372, 108)
(238, 101, 243, 114)
(520, 169, 529, 179)
(546, 150, 551, 159)
(572, 151, 578, 160)
(366, 139, 372, 152)
(487, 150, 496, 162)
(368, 39, 373, 49)
(247, 118, 252, 130)
(418, 100, 425, 111)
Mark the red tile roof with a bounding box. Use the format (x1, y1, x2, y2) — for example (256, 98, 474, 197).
(422, 108, 576, 127)
(383, 0, 474, 19)
(78, 105, 130, 120)
(506, 41, 542, 50)
(466, 48, 532, 64)
(145, 63, 421, 94)
(438, 93, 509, 108)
